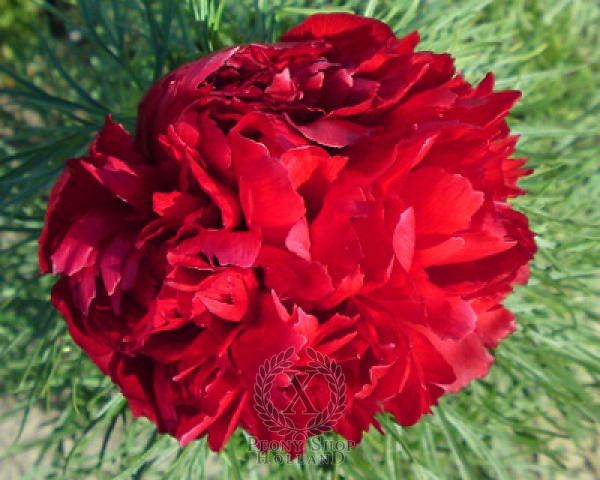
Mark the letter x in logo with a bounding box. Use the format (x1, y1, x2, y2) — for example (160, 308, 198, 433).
(282, 369, 319, 415)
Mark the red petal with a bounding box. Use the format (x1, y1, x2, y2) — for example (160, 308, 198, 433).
(423, 281, 477, 340)
(178, 230, 262, 268)
(51, 209, 117, 275)
(195, 270, 254, 321)
(476, 305, 516, 348)
(281, 13, 394, 46)
(152, 191, 203, 219)
(280, 146, 325, 189)
(310, 185, 365, 281)
(285, 217, 311, 260)
(287, 116, 371, 148)
(430, 333, 494, 393)
(312, 313, 358, 354)
(344, 133, 437, 190)
(136, 47, 238, 154)
(198, 112, 232, 176)
(186, 154, 241, 229)
(404, 167, 484, 236)
(257, 246, 334, 305)
(385, 366, 430, 426)
(206, 391, 247, 451)
(231, 132, 305, 228)
(81, 156, 154, 210)
(266, 68, 297, 101)
(99, 234, 134, 295)
(231, 292, 310, 381)
(178, 384, 241, 447)
(418, 231, 516, 266)
(320, 268, 365, 309)
(39, 168, 72, 273)
(92, 115, 142, 164)
(51, 278, 113, 372)
(393, 207, 416, 271)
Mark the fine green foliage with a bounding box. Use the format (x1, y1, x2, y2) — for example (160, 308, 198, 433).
(1, 0, 599, 478)
(0, 0, 39, 58)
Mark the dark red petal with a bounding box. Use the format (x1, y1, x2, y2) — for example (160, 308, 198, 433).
(281, 13, 394, 46)
(51, 278, 113, 372)
(152, 191, 204, 219)
(197, 112, 233, 176)
(51, 209, 118, 275)
(80, 156, 153, 210)
(92, 115, 143, 164)
(136, 47, 238, 155)
(187, 158, 241, 228)
(99, 234, 135, 296)
(39, 168, 72, 273)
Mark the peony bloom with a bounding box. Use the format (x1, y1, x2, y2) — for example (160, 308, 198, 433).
(39, 13, 536, 453)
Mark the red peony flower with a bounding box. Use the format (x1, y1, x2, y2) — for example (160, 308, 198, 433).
(39, 13, 536, 453)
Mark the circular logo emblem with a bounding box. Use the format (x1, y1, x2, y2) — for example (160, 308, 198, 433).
(253, 347, 347, 441)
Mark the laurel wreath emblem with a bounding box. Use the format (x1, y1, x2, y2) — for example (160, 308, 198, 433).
(253, 346, 347, 439)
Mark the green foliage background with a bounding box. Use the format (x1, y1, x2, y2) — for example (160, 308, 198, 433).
(0, 1, 599, 478)
(0, 0, 38, 53)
